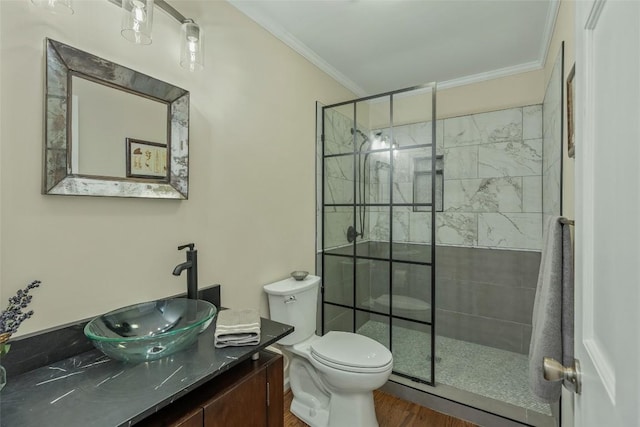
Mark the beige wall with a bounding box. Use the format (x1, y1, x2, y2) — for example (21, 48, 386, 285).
(367, 70, 545, 129)
(0, 0, 352, 336)
(438, 69, 545, 119)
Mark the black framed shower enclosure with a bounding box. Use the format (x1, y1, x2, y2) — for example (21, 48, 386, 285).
(318, 83, 437, 386)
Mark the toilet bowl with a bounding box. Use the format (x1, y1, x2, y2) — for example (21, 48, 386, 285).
(264, 275, 393, 427)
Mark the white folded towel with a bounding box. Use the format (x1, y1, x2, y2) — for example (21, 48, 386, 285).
(214, 308, 261, 348)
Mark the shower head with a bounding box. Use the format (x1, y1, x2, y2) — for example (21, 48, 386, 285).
(351, 128, 385, 142)
(351, 127, 369, 142)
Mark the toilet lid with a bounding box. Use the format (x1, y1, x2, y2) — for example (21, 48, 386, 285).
(310, 331, 392, 371)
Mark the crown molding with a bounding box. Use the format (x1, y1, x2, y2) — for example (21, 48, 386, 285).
(227, 0, 367, 97)
(538, 0, 561, 68)
(438, 60, 543, 91)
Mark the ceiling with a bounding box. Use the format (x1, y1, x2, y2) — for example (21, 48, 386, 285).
(227, 0, 559, 97)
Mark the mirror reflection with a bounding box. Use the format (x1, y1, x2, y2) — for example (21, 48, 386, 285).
(71, 76, 168, 178)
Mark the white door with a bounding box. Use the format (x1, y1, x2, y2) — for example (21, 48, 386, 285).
(574, 0, 640, 426)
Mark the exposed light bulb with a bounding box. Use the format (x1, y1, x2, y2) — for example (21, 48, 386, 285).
(121, 0, 154, 45)
(131, 0, 146, 22)
(181, 20, 204, 71)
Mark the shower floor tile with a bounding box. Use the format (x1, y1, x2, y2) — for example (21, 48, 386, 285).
(357, 320, 551, 417)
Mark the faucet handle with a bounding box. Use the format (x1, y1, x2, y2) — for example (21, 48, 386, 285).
(177, 243, 195, 251)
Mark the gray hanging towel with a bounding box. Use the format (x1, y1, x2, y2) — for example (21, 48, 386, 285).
(529, 215, 574, 403)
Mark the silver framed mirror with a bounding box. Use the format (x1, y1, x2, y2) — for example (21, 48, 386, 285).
(43, 39, 189, 199)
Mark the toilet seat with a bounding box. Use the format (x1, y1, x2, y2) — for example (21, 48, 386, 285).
(310, 331, 393, 374)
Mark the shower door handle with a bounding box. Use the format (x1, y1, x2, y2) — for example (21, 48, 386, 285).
(543, 357, 582, 394)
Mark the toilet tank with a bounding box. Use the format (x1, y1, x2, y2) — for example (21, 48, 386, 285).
(263, 275, 320, 346)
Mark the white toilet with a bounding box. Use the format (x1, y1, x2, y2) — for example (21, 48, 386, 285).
(264, 275, 393, 427)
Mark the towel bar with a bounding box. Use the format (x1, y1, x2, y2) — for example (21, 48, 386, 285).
(559, 218, 575, 226)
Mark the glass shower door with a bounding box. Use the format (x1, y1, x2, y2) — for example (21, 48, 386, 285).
(320, 84, 437, 385)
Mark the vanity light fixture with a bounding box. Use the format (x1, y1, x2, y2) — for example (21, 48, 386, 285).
(180, 19, 204, 72)
(34, 0, 204, 71)
(31, 0, 74, 15)
(121, 0, 154, 45)
(110, 0, 204, 71)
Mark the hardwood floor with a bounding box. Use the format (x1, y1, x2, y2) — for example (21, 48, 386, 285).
(284, 389, 478, 427)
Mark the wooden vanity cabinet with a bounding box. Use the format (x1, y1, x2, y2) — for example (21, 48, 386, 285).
(139, 350, 283, 427)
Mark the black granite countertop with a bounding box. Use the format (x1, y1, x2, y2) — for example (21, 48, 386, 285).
(0, 318, 293, 427)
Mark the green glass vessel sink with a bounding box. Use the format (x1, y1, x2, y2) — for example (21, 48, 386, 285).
(84, 298, 217, 363)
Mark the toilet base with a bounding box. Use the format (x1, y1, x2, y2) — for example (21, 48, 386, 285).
(290, 390, 379, 427)
(290, 395, 329, 427)
(327, 390, 379, 427)
(287, 353, 382, 427)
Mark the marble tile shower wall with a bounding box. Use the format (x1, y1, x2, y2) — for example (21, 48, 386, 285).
(542, 50, 563, 236)
(322, 108, 360, 249)
(440, 105, 543, 251)
(322, 106, 544, 251)
(369, 105, 543, 251)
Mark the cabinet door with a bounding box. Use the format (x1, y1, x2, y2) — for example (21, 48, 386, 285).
(267, 356, 284, 427)
(203, 370, 267, 427)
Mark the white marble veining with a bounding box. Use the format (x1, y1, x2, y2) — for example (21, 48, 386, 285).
(478, 139, 542, 178)
(523, 105, 543, 140)
(542, 99, 562, 172)
(155, 366, 183, 390)
(444, 145, 478, 179)
(444, 108, 523, 147)
(369, 211, 390, 242)
(437, 213, 478, 246)
(542, 49, 563, 220)
(324, 155, 354, 205)
(393, 181, 413, 204)
(393, 149, 421, 183)
(543, 51, 562, 167)
(392, 208, 411, 242)
(324, 209, 354, 249)
(444, 177, 523, 213)
(323, 108, 354, 155)
(393, 121, 431, 147)
(409, 212, 431, 244)
(523, 176, 542, 213)
(542, 160, 561, 234)
(370, 209, 415, 244)
(478, 213, 542, 250)
(379, 120, 444, 152)
(369, 159, 391, 204)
